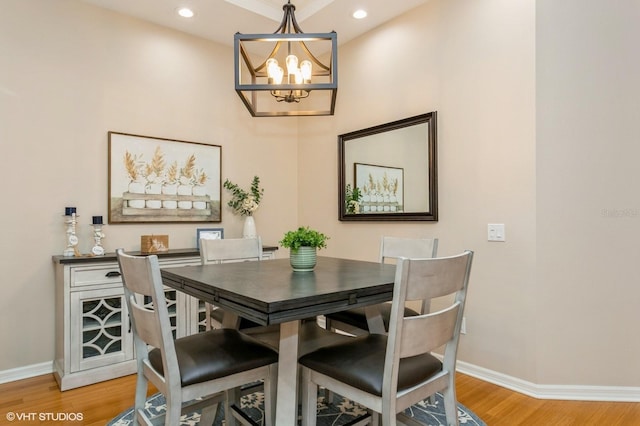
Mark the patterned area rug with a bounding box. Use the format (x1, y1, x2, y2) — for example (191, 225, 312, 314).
(108, 390, 485, 425)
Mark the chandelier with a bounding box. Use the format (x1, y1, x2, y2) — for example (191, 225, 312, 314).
(234, 1, 338, 117)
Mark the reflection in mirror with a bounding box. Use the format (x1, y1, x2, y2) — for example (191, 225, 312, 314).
(339, 112, 437, 221)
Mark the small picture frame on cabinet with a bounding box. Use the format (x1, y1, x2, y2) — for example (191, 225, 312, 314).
(197, 228, 224, 249)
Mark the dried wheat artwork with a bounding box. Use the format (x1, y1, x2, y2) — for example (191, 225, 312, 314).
(108, 132, 221, 223)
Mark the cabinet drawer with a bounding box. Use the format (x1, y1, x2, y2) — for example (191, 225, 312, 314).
(71, 265, 123, 288)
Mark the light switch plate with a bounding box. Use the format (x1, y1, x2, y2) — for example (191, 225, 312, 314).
(488, 224, 505, 242)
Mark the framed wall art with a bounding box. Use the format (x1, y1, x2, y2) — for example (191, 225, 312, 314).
(108, 132, 222, 224)
(196, 228, 224, 249)
(354, 163, 404, 213)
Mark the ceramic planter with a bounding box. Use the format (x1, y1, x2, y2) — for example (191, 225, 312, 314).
(289, 246, 317, 272)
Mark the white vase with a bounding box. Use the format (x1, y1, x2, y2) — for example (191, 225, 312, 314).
(162, 184, 178, 195)
(128, 181, 145, 194)
(127, 181, 146, 208)
(178, 184, 193, 195)
(146, 183, 162, 195)
(243, 216, 257, 238)
(192, 185, 207, 209)
(128, 199, 145, 209)
(162, 184, 178, 209)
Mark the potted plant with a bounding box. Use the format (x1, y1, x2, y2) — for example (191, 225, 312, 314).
(223, 176, 264, 238)
(345, 184, 362, 214)
(279, 226, 329, 271)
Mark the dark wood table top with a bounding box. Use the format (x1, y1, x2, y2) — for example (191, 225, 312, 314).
(161, 256, 396, 325)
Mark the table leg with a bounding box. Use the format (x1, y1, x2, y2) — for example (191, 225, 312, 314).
(275, 320, 300, 426)
(364, 305, 386, 334)
(221, 311, 240, 329)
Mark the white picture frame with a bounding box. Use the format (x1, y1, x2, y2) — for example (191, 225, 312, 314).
(196, 228, 224, 249)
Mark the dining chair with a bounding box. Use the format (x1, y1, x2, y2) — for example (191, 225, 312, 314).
(299, 250, 474, 426)
(325, 236, 439, 335)
(116, 248, 278, 426)
(200, 237, 263, 330)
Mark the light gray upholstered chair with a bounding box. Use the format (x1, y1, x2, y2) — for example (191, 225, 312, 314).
(300, 250, 473, 426)
(325, 236, 439, 336)
(199, 237, 263, 330)
(117, 248, 278, 426)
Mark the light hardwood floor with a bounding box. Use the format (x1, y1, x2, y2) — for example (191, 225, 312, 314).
(1, 372, 639, 425)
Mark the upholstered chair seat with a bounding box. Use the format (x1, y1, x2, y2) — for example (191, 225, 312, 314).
(299, 334, 442, 396)
(148, 328, 278, 386)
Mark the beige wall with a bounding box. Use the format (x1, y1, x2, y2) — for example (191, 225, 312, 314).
(301, 0, 639, 390)
(299, 0, 538, 381)
(536, 1, 640, 386)
(0, 0, 299, 370)
(2, 0, 639, 392)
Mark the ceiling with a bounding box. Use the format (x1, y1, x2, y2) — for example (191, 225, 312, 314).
(81, 0, 429, 47)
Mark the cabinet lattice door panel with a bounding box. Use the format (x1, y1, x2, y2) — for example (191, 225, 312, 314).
(70, 288, 133, 373)
(142, 288, 189, 339)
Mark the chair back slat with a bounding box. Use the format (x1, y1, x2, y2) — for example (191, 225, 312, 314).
(128, 296, 165, 349)
(404, 253, 470, 301)
(200, 237, 262, 265)
(379, 236, 439, 316)
(400, 303, 460, 358)
(117, 254, 157, 296)
(116, 249, 178, 380)
(379, 236, 438, 263)
(384, 250, 473, 396)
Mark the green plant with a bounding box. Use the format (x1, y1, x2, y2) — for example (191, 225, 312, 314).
(223, 176, 264, 216)
(345, 184, 362, 214)
(279, 226, 329, 251)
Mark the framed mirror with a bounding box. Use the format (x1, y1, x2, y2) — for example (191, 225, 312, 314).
(339, 112, 438, 221)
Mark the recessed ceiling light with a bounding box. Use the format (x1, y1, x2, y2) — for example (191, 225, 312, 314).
(177, 7, 194, 18)
(352, 9, 367, 19)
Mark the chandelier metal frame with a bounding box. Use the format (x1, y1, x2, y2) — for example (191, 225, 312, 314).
(234, 1, 338, 117)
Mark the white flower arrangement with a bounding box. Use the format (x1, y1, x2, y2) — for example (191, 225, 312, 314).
(223, 176, 264, 217)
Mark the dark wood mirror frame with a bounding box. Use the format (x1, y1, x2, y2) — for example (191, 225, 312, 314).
(338, 112, 438, 222)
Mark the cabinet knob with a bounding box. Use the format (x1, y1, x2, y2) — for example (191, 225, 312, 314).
(105, 271, 121, 278)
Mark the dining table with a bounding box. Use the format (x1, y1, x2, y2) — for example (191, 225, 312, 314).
(160, 256, 397, 426)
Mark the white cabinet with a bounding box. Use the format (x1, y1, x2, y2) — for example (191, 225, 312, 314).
(53, 247, 277, 390)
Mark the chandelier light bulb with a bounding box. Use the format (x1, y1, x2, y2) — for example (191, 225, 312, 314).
(273, 66, 284, 85)
(286, 54, 299, 77)
(300, 60, 312, 83)
(266, 58, 279, 81)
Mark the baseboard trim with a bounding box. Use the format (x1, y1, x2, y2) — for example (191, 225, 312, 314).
(0, 361, 54, 385)
(3, 358, 640, 402)
(456, 360, 640, 402)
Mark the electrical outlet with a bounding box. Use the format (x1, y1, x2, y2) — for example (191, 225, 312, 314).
(461, 317, 467, 334)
